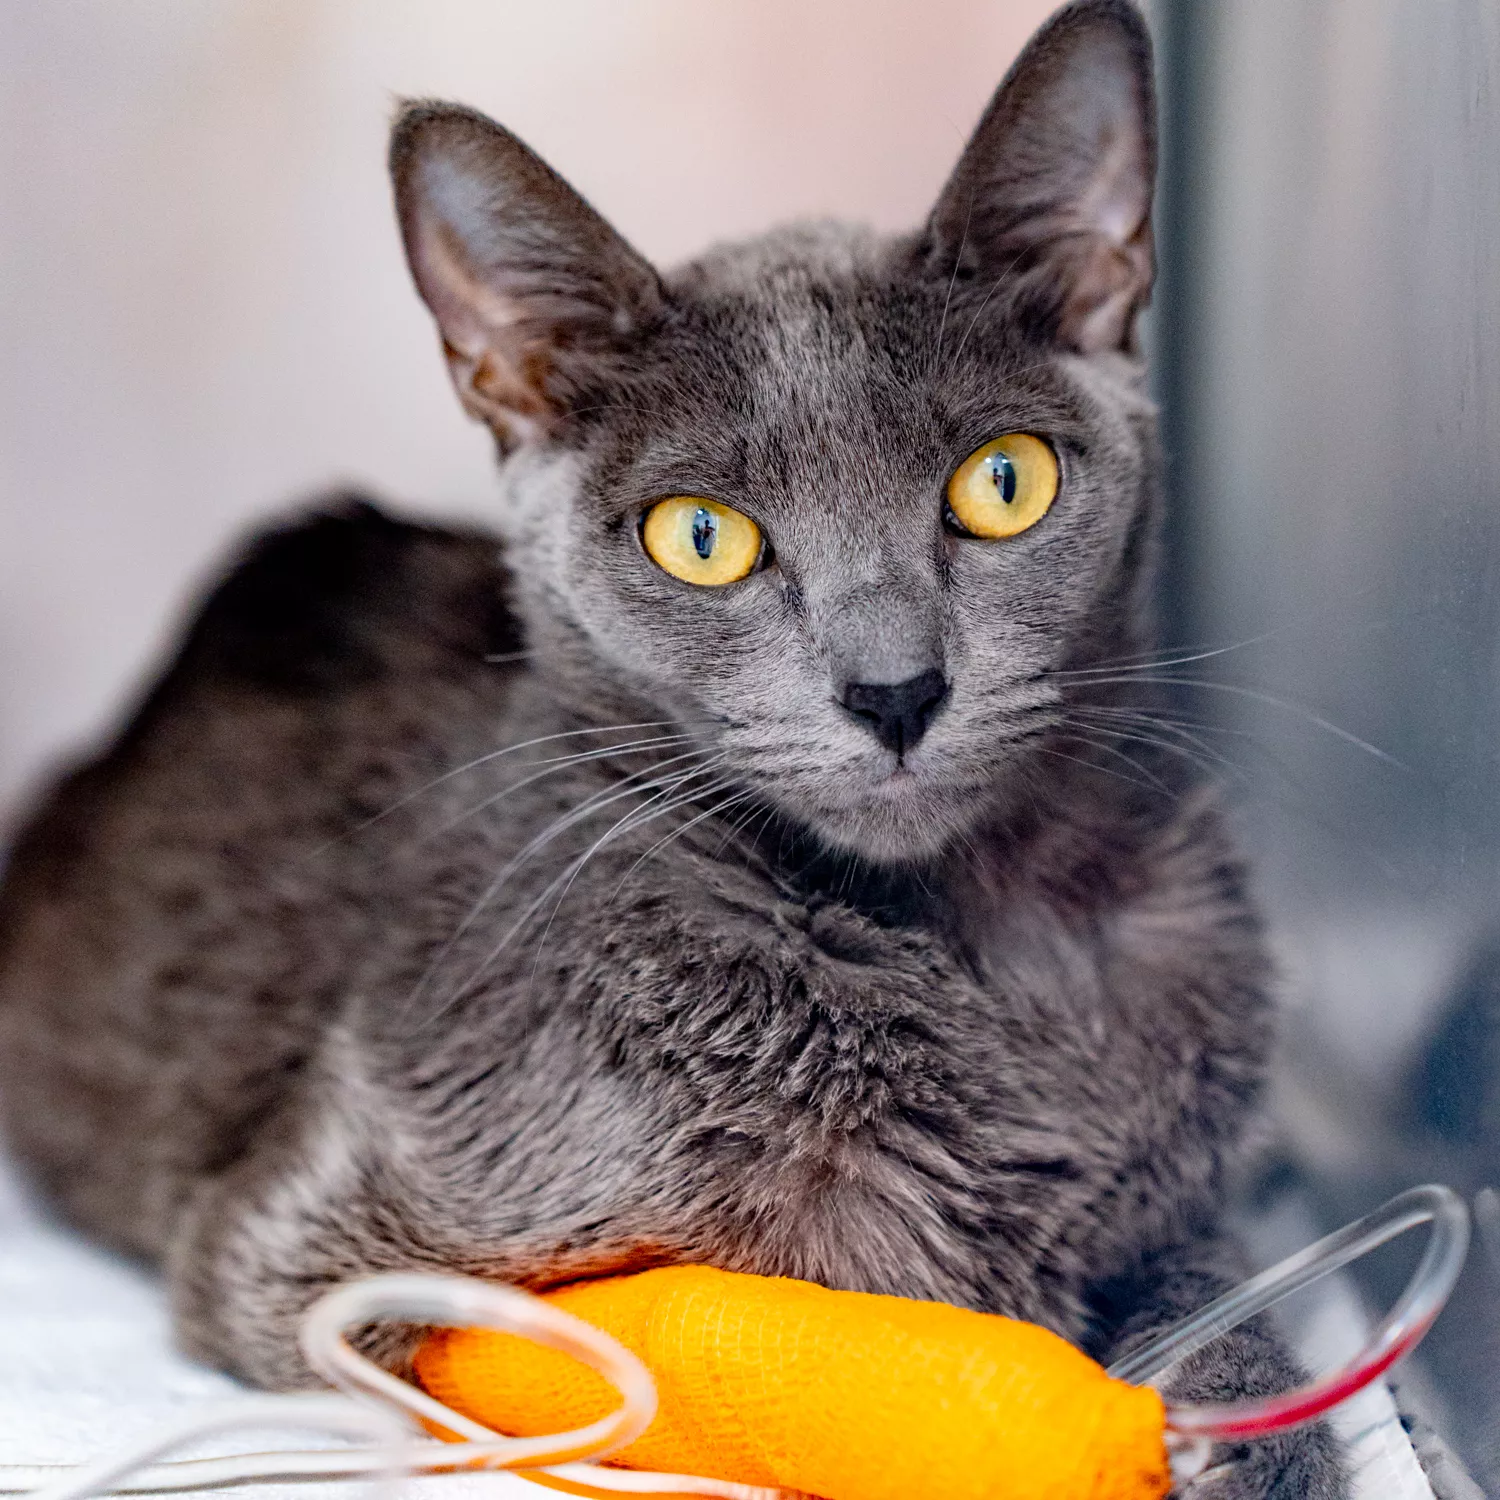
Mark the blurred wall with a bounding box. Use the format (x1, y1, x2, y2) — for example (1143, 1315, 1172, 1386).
(1156, 0, 1500, 1066)
(0, 0, 1057, 820)
(1154, 0, 1500, 1480)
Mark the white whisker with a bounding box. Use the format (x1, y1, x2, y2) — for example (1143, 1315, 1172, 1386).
(1063, 676, 1406, 770)
(1047, 631, 1285, 679)
(308, 721, 685, 854)
(1035, 738, 1169, 796)
(422, 759, 733, 1017)
(612, 787, 756, 897)
(524, 773, 743, 987)
(1059, 711, 1243, 782)
(414, 734, 698, 845)
(403, 752, 718, 1017)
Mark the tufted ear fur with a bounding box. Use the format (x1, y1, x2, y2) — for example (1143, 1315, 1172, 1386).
(926, 0, 1156, 356)
(390, 102, 664, 451)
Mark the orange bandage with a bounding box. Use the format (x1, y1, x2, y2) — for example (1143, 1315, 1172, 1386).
(414, 1264, 1170, 1500)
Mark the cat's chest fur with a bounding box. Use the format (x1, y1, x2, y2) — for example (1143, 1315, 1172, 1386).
(382, 781, 1255, 1346)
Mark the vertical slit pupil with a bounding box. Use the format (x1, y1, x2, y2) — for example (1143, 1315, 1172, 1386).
(691, 507, 719, 559)
(989, 453, 1018, 504)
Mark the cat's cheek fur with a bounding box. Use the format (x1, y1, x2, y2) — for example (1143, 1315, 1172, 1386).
(489, 447, 584, 652)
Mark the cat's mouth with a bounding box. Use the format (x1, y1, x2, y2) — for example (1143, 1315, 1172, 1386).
(772, 751, 983, 863)
(873, 764, 917, 785)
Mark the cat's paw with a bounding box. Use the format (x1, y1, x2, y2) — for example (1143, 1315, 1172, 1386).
(1149, 1317, 1350, 1499)
(1175, 1424, 1347, 1499)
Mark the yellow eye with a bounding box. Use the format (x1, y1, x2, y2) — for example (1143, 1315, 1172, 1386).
(946, 433, 1059, 539)
(641, 496, 763, 586)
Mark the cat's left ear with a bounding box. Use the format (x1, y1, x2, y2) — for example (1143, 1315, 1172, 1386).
(390, 101, 664, 450)
(925, 0, 1156, 355)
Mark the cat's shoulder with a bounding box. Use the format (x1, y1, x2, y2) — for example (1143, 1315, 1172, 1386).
(0, 495, 522, 929)
(152, 494, 520, 699)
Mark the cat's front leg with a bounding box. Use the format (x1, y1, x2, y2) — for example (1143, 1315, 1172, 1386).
(1097, 1238, 1348, 1499)
(164, 1085, 441, 1389)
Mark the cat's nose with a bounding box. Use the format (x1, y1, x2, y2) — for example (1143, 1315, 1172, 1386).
(840, 668, 949, 757)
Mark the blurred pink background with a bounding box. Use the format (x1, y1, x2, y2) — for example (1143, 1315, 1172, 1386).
(0, 0, 1058, 819)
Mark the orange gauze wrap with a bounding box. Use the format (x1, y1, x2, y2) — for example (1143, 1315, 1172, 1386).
(413, 1265, 1171, 1500)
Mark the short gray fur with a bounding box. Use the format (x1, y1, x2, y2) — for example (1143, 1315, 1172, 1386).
(0, 3, 1344, 1494)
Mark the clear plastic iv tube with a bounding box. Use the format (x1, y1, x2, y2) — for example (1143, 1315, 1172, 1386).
(1109, 1183, 1470, 1441)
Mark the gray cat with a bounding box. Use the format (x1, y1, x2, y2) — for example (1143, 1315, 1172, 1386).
(0, 2, 1344, 1494)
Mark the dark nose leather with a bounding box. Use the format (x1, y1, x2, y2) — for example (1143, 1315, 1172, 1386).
(841, 668, 949, 756)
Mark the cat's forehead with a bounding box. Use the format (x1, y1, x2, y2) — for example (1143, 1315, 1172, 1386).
(661, 222, 908, 416)
(669, 220, 890, 305)
(617, 224, 1091, 498)
(658, 220, 1078, 422)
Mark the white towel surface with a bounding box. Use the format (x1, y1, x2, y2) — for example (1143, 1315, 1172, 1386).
(0, 1152, 527, 1498)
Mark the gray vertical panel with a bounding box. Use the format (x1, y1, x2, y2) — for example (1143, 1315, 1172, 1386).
(1177, 0, 1500, 904)
(1156, 0, 1500, 1481)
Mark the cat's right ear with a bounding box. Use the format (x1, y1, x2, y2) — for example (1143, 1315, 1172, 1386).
(390, 102, 664, 450)
(924, 0, 1156, 355)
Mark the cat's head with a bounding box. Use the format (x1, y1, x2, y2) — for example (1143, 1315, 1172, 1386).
(390, 0, 1160, 864)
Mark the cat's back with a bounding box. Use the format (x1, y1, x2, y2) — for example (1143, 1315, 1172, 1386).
(0, 497, 522, 1256)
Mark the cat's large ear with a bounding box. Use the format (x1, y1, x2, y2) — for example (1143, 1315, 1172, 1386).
(925, 0, 1156, 355)
(390, 102, 664, 449)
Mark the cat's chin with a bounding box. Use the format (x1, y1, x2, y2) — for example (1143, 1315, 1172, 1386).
(791, 773, 985, 866)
